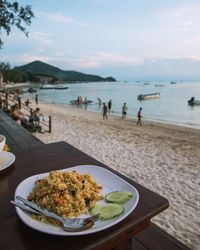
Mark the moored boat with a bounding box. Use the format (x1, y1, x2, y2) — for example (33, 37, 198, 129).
(188, 97, 200, 106)
(54, 84, 68, 90)
(40, 84, 68, 90)
(40, 84, 55, 89)
(27, 87, 37, 93)
(54, 86, 68, 90)
(137, 92, 161, 100)
(155, 84, 165, 87)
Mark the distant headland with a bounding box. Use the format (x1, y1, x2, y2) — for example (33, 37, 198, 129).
(14, 61, 116, 83)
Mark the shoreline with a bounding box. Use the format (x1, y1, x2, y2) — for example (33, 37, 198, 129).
(0, 83, 30, 89)
(27, 95, 200, 130)
(23, 100, 200, 249)
(21, 80, 200, 129)
(89, 107, 200, 130)
(45, 99, 200, 133)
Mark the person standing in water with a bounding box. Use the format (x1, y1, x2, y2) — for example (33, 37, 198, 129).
(122, 103, 128, 119)
(35, 94, 38, 105)
(137, 107, 143, 126)
(102, 103, 108, 119)
(108, 100, 112, 113)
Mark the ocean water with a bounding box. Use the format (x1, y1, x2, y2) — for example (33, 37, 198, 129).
(22, 81, 200, 129)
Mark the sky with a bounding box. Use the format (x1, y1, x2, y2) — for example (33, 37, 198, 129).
(1, 0, 200, 81)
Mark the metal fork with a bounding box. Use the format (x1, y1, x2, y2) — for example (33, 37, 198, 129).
(12, 195, 100, 232)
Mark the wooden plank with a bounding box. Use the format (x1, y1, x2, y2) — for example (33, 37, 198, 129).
(133, 223, 191, 250)
(132, 238, 147, 250)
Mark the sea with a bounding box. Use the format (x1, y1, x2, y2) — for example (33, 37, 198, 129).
(22, 81, 200, 129)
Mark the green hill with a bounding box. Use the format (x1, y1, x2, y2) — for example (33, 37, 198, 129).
(15, 61, 116, 82)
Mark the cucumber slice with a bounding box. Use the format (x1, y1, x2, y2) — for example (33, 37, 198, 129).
(89, 203, 124, 220)
(105, 191, 133, 204)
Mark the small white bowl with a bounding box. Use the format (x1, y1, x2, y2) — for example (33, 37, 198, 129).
(0, 135, 6, 151)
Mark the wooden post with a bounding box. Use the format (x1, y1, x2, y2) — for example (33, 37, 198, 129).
(18, 97, 21, 109)
(49, 116, 52, 133)
(5, 92, 8, 109)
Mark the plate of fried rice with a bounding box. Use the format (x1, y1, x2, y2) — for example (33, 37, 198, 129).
(14, 165, 139, 235)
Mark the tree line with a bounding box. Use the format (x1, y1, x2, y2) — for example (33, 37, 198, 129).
(0, 62, 39, 83)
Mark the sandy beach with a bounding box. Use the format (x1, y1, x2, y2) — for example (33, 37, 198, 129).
(29, 101, 199, 249)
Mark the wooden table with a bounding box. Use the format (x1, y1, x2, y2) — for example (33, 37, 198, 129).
(0, 141, 169, 250)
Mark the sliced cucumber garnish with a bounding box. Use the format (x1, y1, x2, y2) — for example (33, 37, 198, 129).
(89, 203, 124, 220)
(105, 191, 133, 204)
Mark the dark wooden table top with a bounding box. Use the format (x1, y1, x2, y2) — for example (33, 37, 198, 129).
(0, 141, 169, 250)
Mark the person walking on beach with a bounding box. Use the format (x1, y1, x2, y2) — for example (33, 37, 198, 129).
(122, 103, 128, 119)
(35, 94, 38, 105)
(25, 99, 31, 107)
(97, 97, 102, 106)
(137, 107, 143, 126)
(108, 100, 112, 113)
(102, 103, 108, 119)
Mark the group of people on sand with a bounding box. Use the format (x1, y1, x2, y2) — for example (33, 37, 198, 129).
(8, 92, 43, 132)
(9, 103, 43, 132)
(101, 99, 143, 125)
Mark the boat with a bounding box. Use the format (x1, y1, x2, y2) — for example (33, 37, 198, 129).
(188, 97, 200, 106)
(155, 84, 165, 87)
(137, 92, 161, 100)
(54, 84, 68, 89)
(40, 84, 55, 89)
(40, 84, 68, 90)
(27, 87, 37, 93)
(55, 87, 68, 89)
(170, 81, 176, 84)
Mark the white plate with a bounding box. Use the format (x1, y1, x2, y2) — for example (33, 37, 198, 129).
(0, 151, 15, 171)
(14, 165, 139, 236)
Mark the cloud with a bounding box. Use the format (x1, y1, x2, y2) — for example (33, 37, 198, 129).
(20, 54, 51, 63)
(74, 61, 100, 68)
(157, 4, 200, 18)
(34, 51, 142, 70)
(30, 31, 55, 45)
(69, 52, 142, 68)
(54, 52, 66, 57)
(183, 37, 200, 46)
(38, 11, 88, 27)
(0, 53, 51, 66)
(156, 4, 200, 32)
(40, 11, 75, 24)
(182, 36, 200, 56)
